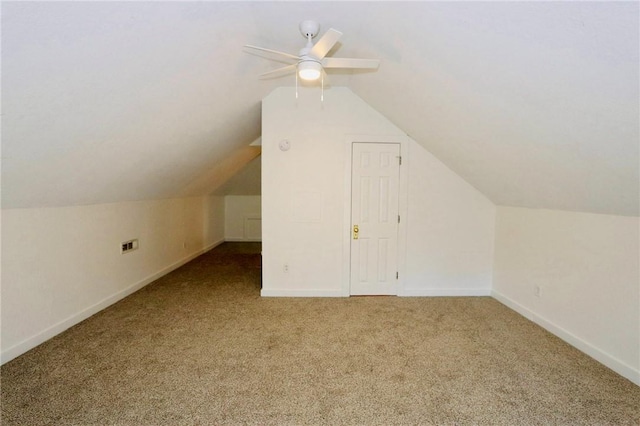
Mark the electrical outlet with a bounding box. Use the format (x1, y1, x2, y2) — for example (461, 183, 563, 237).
(283, 264, 289, 273)
(534, 285, 540, 297)
(121, 239, 139, 254)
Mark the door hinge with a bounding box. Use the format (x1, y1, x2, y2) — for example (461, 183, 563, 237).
(398, 215, 400, 223)
(398, 156, 402, 165)
(396, 272, 399, 279)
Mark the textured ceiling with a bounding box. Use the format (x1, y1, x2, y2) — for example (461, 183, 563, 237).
(2, 2, 638, 215)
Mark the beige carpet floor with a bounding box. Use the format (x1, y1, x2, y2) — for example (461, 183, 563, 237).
(2, 242, 639, 425)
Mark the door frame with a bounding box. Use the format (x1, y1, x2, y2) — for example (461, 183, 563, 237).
(341, 135, 409, 297)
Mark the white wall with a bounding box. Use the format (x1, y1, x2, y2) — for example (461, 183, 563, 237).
(492, 206, 640, 385)
(224, 195, 261, 241)
(262, 87, 400, 296)
(261, 86, 495, 297)
(204, 195, 226, 246)
(1, 196, 225, 363)
(214, 155, 262, 196)
(404, 140, 495, 295)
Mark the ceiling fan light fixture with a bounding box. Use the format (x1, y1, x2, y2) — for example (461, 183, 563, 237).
(298, 60, 322, 81)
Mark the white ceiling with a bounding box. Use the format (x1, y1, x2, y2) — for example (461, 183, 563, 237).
(2, 2, 638, 215)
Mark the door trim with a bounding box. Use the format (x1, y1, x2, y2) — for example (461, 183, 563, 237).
(341, 134, 409, 297)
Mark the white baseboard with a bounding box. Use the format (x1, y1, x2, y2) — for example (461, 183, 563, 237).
(260, 288, 491, 297)
(491, 290, 640, 387)
(1, 242, 223, 365)
(224, 238, 262, 242)
(261, 288, 491, 298)
(204, 238, 225, 252)
(400, 288, 491, 297)
(261, 289, 345, 297)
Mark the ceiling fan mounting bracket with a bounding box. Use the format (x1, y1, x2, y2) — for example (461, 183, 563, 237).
(299, 20, 320, 39)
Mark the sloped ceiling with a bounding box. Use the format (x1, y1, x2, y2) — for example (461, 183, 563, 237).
(2, 2, 638, 215)
(213, 155, 261, 196)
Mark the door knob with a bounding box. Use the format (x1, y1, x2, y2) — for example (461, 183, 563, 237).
(353, 224, 359, 240)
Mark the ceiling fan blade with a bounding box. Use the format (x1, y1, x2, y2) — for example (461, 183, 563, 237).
(260, 64, 297, 79)
(244, 45, 300, 63)
(309, 28, 343, 59)
(322, 57, 380, 69)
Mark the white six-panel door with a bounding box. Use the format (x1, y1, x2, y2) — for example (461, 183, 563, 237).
(350, 143, 401, 295)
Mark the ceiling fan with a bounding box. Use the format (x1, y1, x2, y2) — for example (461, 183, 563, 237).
(244, 20, 380, 83)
